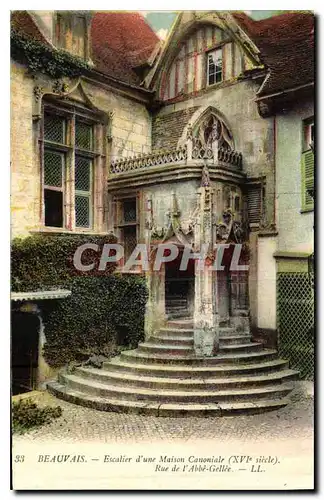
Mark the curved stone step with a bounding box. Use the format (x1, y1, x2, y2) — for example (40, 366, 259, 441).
(57, 372, 294, 404)
(120, 349, 279, 365)
(218, 342, 263, 353)
(148, 335, 194, 346)
(160, 326, 243, 337)
(47, 380, 290, 417)
(158, 328, 194, 337)
(167, 320, 193, 329)
(136, 342, 263, 356)
(153, 330, 250, 344)
(137, 343, 195, 356)
(73, 366, 299, 391)
(103, 357, 291, 378)
(218, 335, 252, 345)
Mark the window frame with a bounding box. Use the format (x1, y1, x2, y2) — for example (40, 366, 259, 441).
(245, 179, 265, 230)
(54, 12, 90, 60)
(43, 149, 66, 228)
(40, 101, 104, 232)
(303, 118, 314, 153)
(112, 194, 140, 269)
(74, 154, 94, 229)
(206, 47, 223, 87)
(301, 117, 314, 213)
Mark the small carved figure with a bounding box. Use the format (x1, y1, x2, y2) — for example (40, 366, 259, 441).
(186, 124, 193, 141)
(33, 86, 44, 102)
(201, 165, 210, 187)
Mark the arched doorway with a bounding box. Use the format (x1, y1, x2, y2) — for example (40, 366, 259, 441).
(165, 248, 195, 319)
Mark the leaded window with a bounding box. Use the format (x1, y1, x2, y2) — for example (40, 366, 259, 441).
(75, 155, 92, 228)
(42, 106, 99, 230)
(207, 48, 223, 86)
(43, 114, 66, 228)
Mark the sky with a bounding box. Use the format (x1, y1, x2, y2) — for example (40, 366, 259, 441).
(140, 11, 284, 40)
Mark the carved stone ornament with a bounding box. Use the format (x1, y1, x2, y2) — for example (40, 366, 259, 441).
(33, 86, 44, 102)
(161, 193, 194, 247)
(216, 208, 246, 244)
(195, 114, 233, 150)
(150, 225, 166, 239)
(52, 80, 70, 95)
(232, 221, 245, 243)
(216, 208, 233, 243)
(106, 111, 114, 141)
(201, 164, 210, 187)
(186, 123, 193, 140)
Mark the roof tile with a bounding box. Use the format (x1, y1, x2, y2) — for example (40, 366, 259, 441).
(11, 10, 48, 44)
(233, 12, 314, 96)
(91, 12, 159, 84)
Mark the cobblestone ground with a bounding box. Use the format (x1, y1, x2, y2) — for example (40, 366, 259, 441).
(13, 381, 313, 444)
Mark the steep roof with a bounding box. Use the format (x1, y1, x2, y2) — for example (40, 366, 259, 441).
(91, 12, 160, 85)
(11, 10, 48, 44)
(11, 11, 159, 87)
(233, 12, 314, 97)
(11, 11, 314, 96)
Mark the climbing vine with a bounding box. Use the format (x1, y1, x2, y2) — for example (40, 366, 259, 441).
(11, 28, 91, 79)
(11, 234, 148, 367)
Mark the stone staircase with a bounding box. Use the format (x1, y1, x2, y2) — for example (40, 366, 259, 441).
(165, 295, 189, 320)
(47, 319, 299, 417)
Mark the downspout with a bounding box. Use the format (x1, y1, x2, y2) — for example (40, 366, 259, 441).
(273, 115, 277, 230)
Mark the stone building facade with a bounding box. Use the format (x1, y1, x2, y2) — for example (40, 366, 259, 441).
(11, 11, 314, 387)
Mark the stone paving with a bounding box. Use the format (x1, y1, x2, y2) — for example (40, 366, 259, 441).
(13, 381, 313, 444)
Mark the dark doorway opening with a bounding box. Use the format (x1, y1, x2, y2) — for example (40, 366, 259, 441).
(165, 249, 195, 319)
(11, 311, 39, 396)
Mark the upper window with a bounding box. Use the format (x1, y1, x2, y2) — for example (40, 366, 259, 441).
(55, 12, 89, 59)
(303, 119, 314, 152)
(301, 118, 314, 211)
(207, 48, 223, 86)
(42, 106, 101, 230)
(159, 24, 246, 101)
(72, 15, 87, 59)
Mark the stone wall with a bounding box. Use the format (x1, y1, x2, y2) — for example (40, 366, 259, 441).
(10, 60, 151, 238)
(257, 235, 277, 331)
(11, 62, 40, 238)
(276, 98, 314, 254)
(80, 80, 152, 161)
(143, 180, 200, 230)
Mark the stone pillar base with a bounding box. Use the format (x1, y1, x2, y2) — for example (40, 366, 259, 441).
(144, 300, 166, 340)
(230, 309, 250, 333)
(194, 325, 219, 356)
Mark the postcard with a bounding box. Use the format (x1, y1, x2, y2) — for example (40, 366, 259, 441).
(11, 9, 314, 491)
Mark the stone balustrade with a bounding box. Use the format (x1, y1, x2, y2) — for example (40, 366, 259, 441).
(110, 146, 187, 174)
(110, 140, 242, 174)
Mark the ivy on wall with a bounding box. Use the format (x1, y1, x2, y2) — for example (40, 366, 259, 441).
(11, 28, 91, 79)
(11, 234, 148, 367)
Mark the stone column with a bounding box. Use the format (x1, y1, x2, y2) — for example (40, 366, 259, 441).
(193, 183, 219, 356)
(194, 261, 219, 356)
(186, 124, 193, 165)
(217, 271, 230, 326)
(144, 255, 166, 340)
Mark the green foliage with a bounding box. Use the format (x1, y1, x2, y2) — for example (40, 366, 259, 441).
(11, 234, 148, 366)
(12, 398, 62, 434)
(10, 28, 90, 79)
